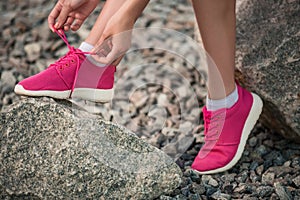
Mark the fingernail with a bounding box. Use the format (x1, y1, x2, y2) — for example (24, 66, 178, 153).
(54, 22, 59, 28)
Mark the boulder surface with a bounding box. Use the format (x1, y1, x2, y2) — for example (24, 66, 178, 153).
(236, 0, 300, 142)
(0, 98, 182, 199)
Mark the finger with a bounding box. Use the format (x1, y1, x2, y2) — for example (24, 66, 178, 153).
(48, 3, 62, 31)
(70, 19, 84, 31)
(63, 16, 74, 31)
(94, 48, 121, 65)
(55, 3, 72, 29)
(112, 55, 124, 66)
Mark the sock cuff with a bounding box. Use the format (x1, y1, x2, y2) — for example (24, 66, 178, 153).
(206, 84, 239, 111)
(79, 42, 94, 52)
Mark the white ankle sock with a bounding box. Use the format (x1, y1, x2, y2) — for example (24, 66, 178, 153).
(78, 42, 106, 67)
(206, 84, 239, 111)
(79, 42, 94, 52)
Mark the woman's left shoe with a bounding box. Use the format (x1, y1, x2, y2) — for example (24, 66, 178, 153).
(191, 85, 263, 174)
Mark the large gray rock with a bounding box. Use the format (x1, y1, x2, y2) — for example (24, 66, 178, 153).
(0, 98, 182, 199)
(236, 0, 300, 142)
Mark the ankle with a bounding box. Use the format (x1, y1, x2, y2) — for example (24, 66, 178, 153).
(206, 84, 238, 111)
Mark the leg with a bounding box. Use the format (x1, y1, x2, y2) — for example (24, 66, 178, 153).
(191, 0, 264, 174)
(85, 0, 128, 46)
(192, 0, 236, 99)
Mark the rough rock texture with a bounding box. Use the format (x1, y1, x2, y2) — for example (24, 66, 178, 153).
(0, 98, 182, 199)
(235, 0, 300, 142)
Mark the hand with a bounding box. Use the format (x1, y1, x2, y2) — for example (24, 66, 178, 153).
(91, 13, 134, 66)
(48, 0, 99, 32)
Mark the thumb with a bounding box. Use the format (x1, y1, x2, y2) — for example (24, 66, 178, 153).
(54, 3, 72, 29)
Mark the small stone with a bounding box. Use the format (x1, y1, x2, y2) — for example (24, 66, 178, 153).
(188, 193, 200, 200)
(157, 93, 168, 107)
(129, 90, 149, 108)
(250, 170, 260, 183)
(159, 195, 173, 200)
(292, 175, 300, 187)
(223, 183, 234, 194)
(189, 171, 200, 183)
(201, 175, 210, 184)
(256, 145, 268, 157)
(221, 173, 237, 183)
(291, 157, 300, 168)
(24, 42, 41, 62)
(257, 186, 274, 198)
(2, 94, 13, 105)
(179, 121, 193, 133)
(274, 182, 293, 200)
(191, 183, 206, 195)
(265, 151, 285, 166)
(208, 177, 219, 187)
(248, 136, 258, 147)
(176, 85, 189, 97)
(256, 165, 264, 176)
(234, 183, 248, 193)
(236, 171, 248, 183)
(283, 161, 291, 167)
(181, 186, 190, 197)
(206, 187, 218, 196)
(262, 172, 275, 185)
(167, 104, 180, 116)
(211, 190, 231, 200)
(250, 161, 259, 171)
(0, 70, 16, 88)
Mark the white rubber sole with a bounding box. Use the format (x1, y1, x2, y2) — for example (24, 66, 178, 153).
(14, 84, 113, 103)
(195, 93, 263, 175)
(71, 88, 114, 103)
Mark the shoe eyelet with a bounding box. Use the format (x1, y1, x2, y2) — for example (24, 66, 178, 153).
(59, 66, 63, 70)
(71, 60, 75, 63)
(65, 63, 69, 67)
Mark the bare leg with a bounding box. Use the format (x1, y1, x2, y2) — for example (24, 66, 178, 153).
(192, 0, 236, 99)
(85, 0, 128, 46)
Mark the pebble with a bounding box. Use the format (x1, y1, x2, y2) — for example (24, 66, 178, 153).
(262, 172, 275, 185)
(256, 164, 264, 176)
(256, 144, 268, 157)
(211, 191, 231, 200)
(191, 183, 205, 195)
(1, 70, 16, 88)
(292, 175, 300, 187)
(208, 177, 219, 187)
(274, 182, 293, 200)
(24, 42, 41, 62)
(257, 186, 274, 198)
(221, 173, 236, 183)
(248, 136, 258, 147)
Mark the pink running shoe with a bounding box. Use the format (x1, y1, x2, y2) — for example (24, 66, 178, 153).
(14, 29, 115, 103)
(191, 84, 263, 174)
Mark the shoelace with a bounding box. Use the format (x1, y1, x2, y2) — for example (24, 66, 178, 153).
(204, 112, 224, 141)
(51, 28, 93, 97)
